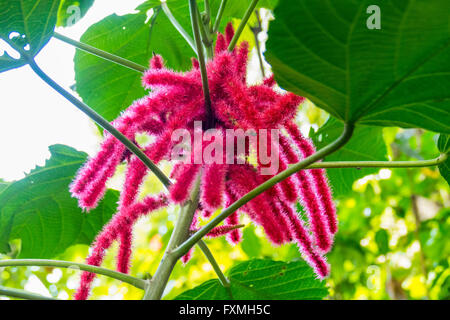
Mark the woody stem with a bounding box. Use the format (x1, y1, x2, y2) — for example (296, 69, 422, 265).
(143, 175, 201, 300)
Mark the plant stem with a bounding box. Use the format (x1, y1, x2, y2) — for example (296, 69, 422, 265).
(204, 0, 212, 29)
(198, 9, 214, 59)
(161, 2, 197, 54)
(197, 240, 232, 298)
(189, 0, 214, 129)
(250, 10, 265, 78)
(143, 175, 201, 300)
(0, 259, 146, 289)
(306, 153, 447, 169)
(53, 32, 147, 73)
(0, 286, 56, 300)
(228, 0, 260, 51)
(27, 59, 171, 188)
(173, 123, 355, 257)
(213, 0, 228, 33)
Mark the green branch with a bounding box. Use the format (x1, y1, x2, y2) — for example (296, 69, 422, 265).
(27, 59, 171, 188)
(161, 2, 197, 54)
(250, 10, 265, 78)
(306, 153, 447, 169)
(53, 32, 147, 73)
(204, 0, 212, 29)
(0, 286, 56, 300)
(213, 0, 228, 33)
(189, 0, 214, 128)
(197, 240, 232, 298)
(53, 32, 148, 73)
(143, 175, 202, 300)
(0, 259, 146, 289)
(228, 0, 260, 51)
(173, 123, 355, 257)
(198, 9, 214, 59)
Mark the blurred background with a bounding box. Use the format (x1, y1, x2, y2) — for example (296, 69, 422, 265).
(0, 0, 448, 300)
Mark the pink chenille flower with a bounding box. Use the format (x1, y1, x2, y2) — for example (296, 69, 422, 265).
(71, 23, 337, 299)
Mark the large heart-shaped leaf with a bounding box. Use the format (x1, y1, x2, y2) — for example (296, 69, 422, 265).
(310, 117, 388, 197)
(0, 0, 60, 73)
(0, 145, 118, 258)
(74, 2, 193, 122)
(437, 134, 449, 186)
(175, 259, 328, 300)
(266, 0, 450, 133)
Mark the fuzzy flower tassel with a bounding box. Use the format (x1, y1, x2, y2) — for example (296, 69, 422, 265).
(71, 23, 338, 298)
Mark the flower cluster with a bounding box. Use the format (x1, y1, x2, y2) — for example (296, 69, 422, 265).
(71, 24, 337, 299)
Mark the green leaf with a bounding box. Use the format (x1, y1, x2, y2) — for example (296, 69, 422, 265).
(74, 3, 193, 122)
(437, 134, 449, 185)
(375, 229, 389, 255)
(310, 117, 388, 197)
(240, 225, 261, 257)
(175, 259, 328, 300)
(0, 0, 60, 73)
(0, 179, 9, 194)
(0, 145, 118, 258)
(57, 0, 94, 27)
(266, 0, 450, 133)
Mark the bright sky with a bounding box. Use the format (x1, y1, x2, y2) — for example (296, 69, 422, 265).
(0, 0, 145, 181)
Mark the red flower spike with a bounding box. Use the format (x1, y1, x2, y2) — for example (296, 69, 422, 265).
(227, 164, 288, 245)
(71, 23, 337, 290)
(169, 163, 201, 204)
(150, 54, 164, 69)
(286, 122, 337, 234)
(181, 247, 195, 264)
(117, 224, 133, 274)
(225, 23, 234, 46)
(279, 136, 333, 253)
(215, 33, 226, 54)
(263, 74, 275, 87)
(74, 194, 167, 300)
(201, 162, 227, 211)
(278, 200, 330, 279)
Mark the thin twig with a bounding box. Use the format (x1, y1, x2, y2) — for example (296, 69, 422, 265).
(228, 0, 260, 51)
(0, 286, 57, 300)
(0, 259, 146, 289)
(161, 2, 197, 54)
(213, 0, 228, 33)
(189, 0, 214, 129)
(306, 154, 447, 169)
(53, 32, 147, 72)
(250, 9, 265, 78)
(197, 240, 233, 298)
